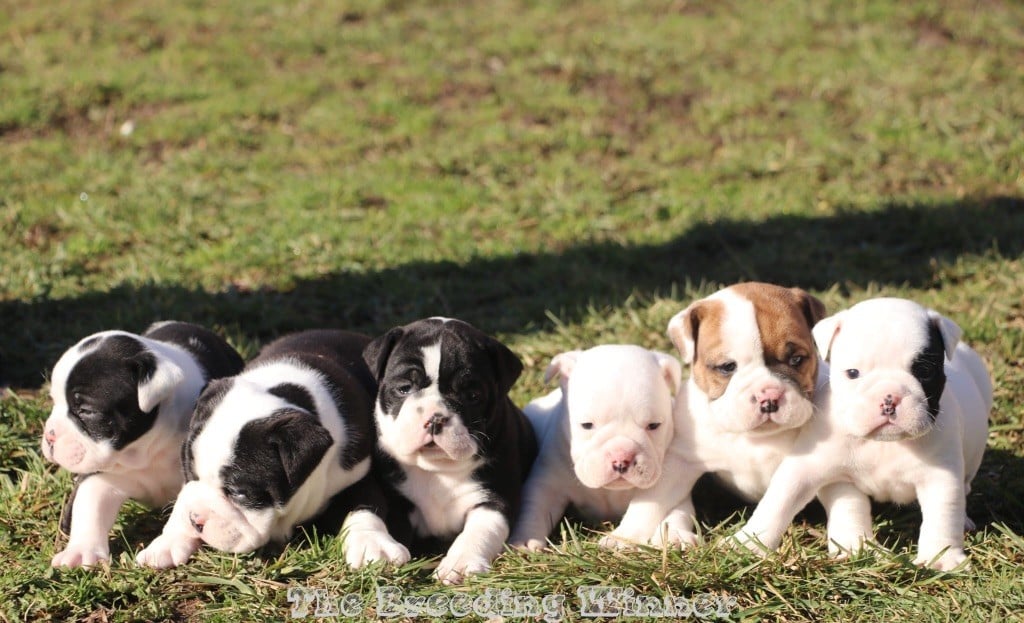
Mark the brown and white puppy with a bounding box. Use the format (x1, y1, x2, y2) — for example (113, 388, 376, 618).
(613, 283, 827, 548)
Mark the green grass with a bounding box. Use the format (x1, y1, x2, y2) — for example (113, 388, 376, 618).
(2, 0, 1023, 620)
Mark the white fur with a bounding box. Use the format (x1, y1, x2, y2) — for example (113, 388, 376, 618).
(137, 359, 377, 568)
(509, 345, 682, 551)
(44, 331, 207, 568)
(731, 298, 992, 571)
(644, 288, 825, 549)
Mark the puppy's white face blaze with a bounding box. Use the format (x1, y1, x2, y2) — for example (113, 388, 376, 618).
(699, 290, 816, 435)
(376, 342, 479, 470)
(821, 300, 946, 441)
(563, 346, 675, 490)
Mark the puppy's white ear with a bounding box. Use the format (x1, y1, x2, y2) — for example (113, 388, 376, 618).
(667, 301, 708, 365)
(812, 312, 844, 362)
(544, 351, 581, 386)
(652, 351, 683, 395)
(138, 356, 186, 413)
(927, 309, 962, 361)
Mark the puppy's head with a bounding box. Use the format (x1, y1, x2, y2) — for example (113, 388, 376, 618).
(363, 317, 522, 472)
(813, 298, 959, 441)
(179, 368, 335, 552)
(667, 283, 826, 435)
(546, 345, 681, 490)
(42, 331, 186, 473)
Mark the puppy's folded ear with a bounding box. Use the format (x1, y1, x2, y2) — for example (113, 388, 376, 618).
(652, 351, 683, 395)
(265, 409, 334, 490)
(790, 287, 828, 329)
(667, 300, 708, 365)
(544, 351, 580, 385)
(137, 352, 185, 413)
(363, 328, 404, 381)
(486, 337, 524, 395)
(812, 312, 845, 362)
(927, 309, 962, 361)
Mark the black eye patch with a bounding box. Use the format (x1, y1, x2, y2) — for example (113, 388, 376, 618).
(911, 322, 946, 420)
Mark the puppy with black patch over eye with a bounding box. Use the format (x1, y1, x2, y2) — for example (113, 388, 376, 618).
(731, 298, 992, 570)
(136, 330, 409, 569)
(42, 321, 244, 568)
(364, 317, 538, 585)
(509, 345, 682, 551)
(609, 283, 828, 549)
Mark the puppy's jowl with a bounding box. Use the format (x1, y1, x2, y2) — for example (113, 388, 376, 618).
(43, 321, 244, 568)
(509, 345, 682, 551)
(364, 318, 537, 584)
(137, 330, 408, 569)
(732, 298, 991, 570)
(629, 283, 828, 548)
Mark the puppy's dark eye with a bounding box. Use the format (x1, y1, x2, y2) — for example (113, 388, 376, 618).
(395, 383, 414, 396)
(713, 361, 737, 376)
(223, 486, 248, 502)
(581, 422, 594, 430)
(788, 355, 805, 367)
(845, 369, 860, 380)
(647, 422, 661, 431)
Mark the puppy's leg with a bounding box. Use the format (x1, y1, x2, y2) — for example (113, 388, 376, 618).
(914, 471, 968, 571)
(600, 469, 698, 550)
(342, 509, 410, 568)
(817, 482, 874, 558)
(730, 458, 822, 554)
(509, 467, 569, 551)
(435, 506, 508, 585)
(136, 496, 203, 569)
(52, 474, 128, 568)
(650, 497, 700, 549)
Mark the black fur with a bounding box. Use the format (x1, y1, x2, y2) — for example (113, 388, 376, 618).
(364, 318, 538, 540)
(143, 321, 245, 383)
(912, 320, 947, 421)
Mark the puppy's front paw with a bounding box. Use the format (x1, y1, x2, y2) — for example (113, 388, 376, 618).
(827, 532, 873, 559)
(136, 535, 198, 569)
(510, 538, 548, 552)
(52, 542, 110, 568)
(598, 533, 640, 551)
(344, 530, 411, 569)
(650, 518, 700, 549)
(435, 547, 492, 586)
(913, 548, 968, 571)
(725, 530, 769, 557)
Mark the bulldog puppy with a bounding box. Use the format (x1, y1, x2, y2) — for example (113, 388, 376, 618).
(42, 321, 244, 568)
(364, 317, 538, 584)
(731, 298, 991, 570)
(136, 330, 409, 569)
(509, 345, 682, 551)
(625, 283, 827, 549)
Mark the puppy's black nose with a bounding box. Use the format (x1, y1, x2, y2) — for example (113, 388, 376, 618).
(612, 460, 631, 474)
(426, 413, 450, 436)
(881, 394, 899, 418)
(759, 399, 780, 414)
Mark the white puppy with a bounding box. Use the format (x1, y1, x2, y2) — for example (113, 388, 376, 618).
(613, 283, 828, 548)
(731, 298, 991, 570)
(509, 345, 682, 550)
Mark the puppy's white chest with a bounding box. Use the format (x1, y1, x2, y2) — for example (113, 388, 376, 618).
(399, 466, 489, 538)
(702, 433, 795, 500)
(844, 442, 925, 504)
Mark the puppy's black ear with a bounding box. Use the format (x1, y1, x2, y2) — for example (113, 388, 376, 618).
(363, 328, 404, 381)
(486, 336, 523, 396)
(265, 410, 334, 490)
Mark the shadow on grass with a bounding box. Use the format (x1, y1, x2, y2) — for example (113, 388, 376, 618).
(2, 195, 1022, 389)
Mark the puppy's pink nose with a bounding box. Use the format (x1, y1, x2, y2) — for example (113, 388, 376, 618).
(756, 387, 784, 414)
(609, 451, 636, 474)
(44, 429, 57, 444)
(881, 394, 901, 418)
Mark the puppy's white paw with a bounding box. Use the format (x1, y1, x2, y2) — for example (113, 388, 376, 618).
(136, 535, 197, 569)
(435, 546, 492, 585)
(650, 519, 700, 549)
(52, 542, 110, 568)
(913, 548, 968, 571)
(598, 533, 641, 551)
(510, 538, 548, 552)
(725, 530, 769, 557)
(827, 531, 872, 559)
(344, 530, 411, 569)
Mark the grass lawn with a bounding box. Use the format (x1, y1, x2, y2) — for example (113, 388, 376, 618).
(2, 0, 1023, 620)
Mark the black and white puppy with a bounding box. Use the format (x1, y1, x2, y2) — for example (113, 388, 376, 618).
(364, 317, 538, 584)
(136, 330, 409, 569)
(42, 321, 244, 568)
